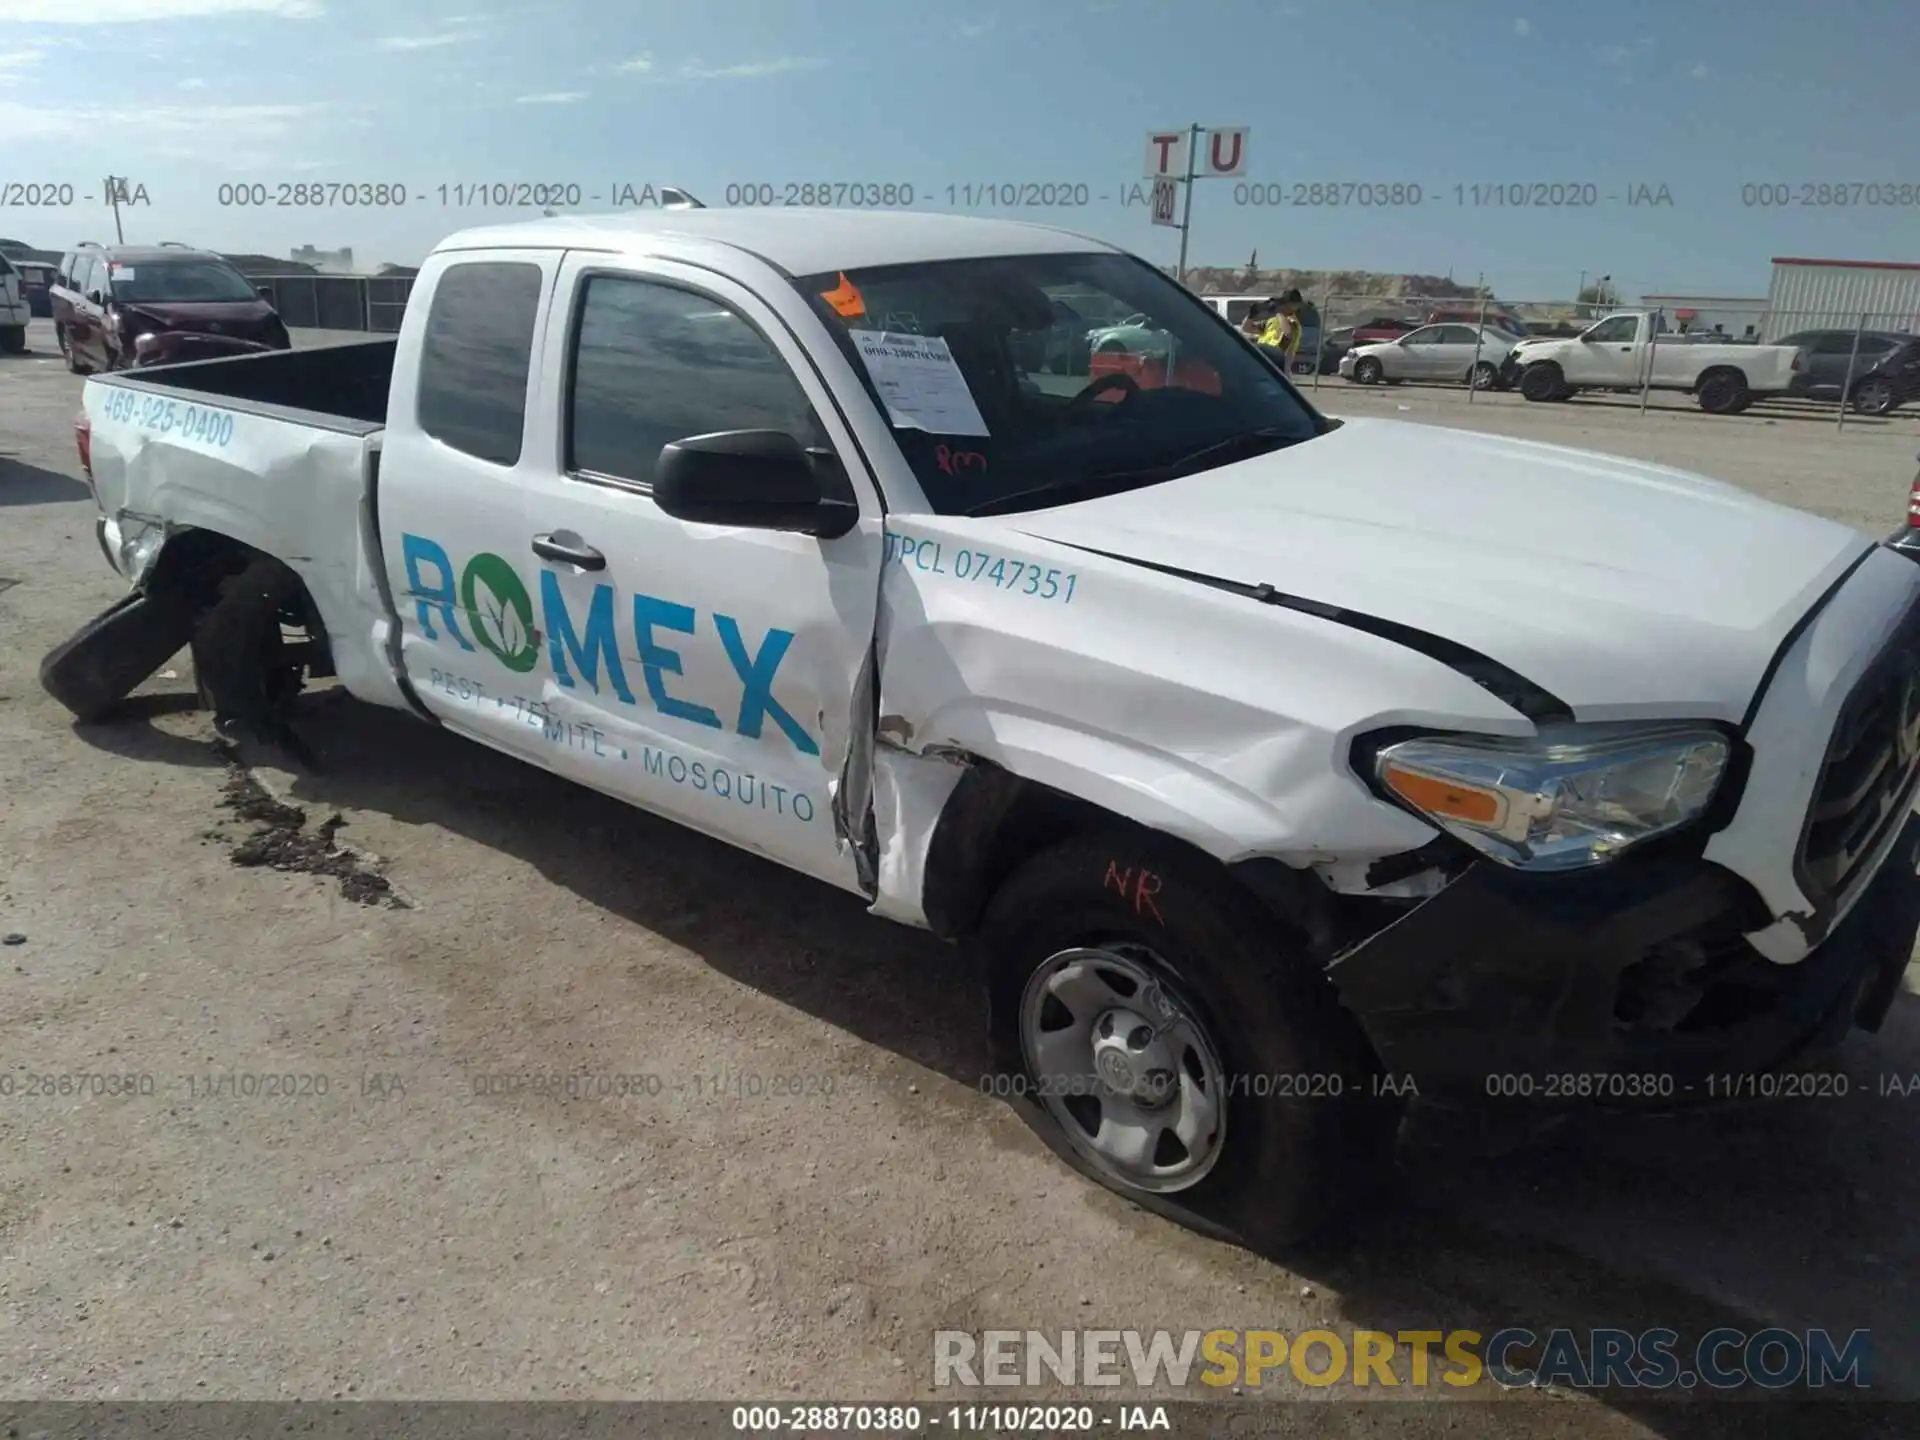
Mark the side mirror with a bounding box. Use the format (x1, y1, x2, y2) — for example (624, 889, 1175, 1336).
(87, 289, 104, 305)
(257, 286, 273, 301)
(652, 430, 857, 540)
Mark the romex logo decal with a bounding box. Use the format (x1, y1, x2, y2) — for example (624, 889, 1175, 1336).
(401, 533, 818, 755)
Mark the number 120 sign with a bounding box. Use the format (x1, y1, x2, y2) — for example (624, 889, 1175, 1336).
(1150, 179, 1179, 227)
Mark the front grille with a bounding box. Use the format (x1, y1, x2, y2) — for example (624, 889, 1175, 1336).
(1798, 597, 1920, 899)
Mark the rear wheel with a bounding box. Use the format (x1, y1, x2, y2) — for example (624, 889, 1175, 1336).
(1469, 360, 1498, 390)
(1696, 369, 1750, 414)
(190, 556, 310, 739)
(979, 832, 1401, 1251)
(1352, 356, 1383, 385)
(1852, 378, 1898, 416)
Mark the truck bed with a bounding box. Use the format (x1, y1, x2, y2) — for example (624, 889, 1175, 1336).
(101, 339, 396, 434)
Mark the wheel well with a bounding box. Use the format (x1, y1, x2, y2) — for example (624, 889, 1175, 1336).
(1696, 365, 1747, 389)
(918, 759, 1344, 950)
(142, 529, 332, 672)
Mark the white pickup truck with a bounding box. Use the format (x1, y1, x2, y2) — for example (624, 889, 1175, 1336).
(1505, 310, 1804, 412)
(49, 210, 1920, 1251)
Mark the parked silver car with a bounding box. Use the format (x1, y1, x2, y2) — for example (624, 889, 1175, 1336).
(1339, 323, 1522, 389)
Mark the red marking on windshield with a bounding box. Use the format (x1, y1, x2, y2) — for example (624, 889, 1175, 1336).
(935, 445, 987, 476)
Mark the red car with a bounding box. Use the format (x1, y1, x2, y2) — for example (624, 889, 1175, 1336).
(1350, 316, 1421, 345)
(52, 243, 290, 374)
(1427, 306, 1528, 336)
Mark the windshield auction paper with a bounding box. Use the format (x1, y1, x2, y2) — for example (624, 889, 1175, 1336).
(852, 330, 991, 437)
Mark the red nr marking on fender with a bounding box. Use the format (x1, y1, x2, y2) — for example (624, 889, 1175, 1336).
(1104, 860, 1165, 925)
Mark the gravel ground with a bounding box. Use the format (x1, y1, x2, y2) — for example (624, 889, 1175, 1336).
(2, 320, 1915, 1432)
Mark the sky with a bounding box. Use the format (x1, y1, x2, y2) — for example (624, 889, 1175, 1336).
(0, 0, 1916, 300)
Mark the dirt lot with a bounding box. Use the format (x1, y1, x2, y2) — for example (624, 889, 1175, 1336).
(2, 320, 1917, 1432)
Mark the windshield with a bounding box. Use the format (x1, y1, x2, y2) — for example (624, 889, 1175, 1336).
(109, 260, 258, 304)
(794, 251, 1322, 516)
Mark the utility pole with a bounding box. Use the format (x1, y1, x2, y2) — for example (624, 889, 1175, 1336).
(103, 177, 128, 243)
(1173, 123, 1200, 287)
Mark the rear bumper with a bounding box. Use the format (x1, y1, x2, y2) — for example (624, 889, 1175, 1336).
(1328, 812, 1920, 1107)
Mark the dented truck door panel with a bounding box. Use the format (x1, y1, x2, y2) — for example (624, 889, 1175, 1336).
(379, 249, 562, 765)
(498, 253, 885, 892)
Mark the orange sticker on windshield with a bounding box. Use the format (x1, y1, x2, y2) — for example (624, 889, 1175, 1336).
(820, 273, 866, 319)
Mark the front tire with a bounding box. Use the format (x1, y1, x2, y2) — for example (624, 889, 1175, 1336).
(1352, 356, 1383, 385)
(979, 832, 1400, 1251)
(1519, 362, 1566, 401)
(1469, 360, 1498, 390)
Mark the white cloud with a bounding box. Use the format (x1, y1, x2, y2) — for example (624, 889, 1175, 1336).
(179, 76, 207, 88)
(0, 97, 327, 149)
(0, 48, 45, 77)
(1513, 17, 1530, 37)
(374, 31, 472, 50)
(614, 53, 654, 72)
(0, 0, 322, 18)
(674, 56, 823, 80)
(1689, 61, 1710, 78)
(515, 90, 585, 104)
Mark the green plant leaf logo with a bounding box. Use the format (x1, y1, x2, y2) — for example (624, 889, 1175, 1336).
(460, 552, 539, 673)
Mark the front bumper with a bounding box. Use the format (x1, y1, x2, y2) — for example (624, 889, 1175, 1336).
(1331, 541, 1920, 1108)
(1328, 812, 1920, 1107)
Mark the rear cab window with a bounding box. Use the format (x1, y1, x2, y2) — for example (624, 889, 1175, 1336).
(415, 260, 544, 466)
(565, 274, 827, 489)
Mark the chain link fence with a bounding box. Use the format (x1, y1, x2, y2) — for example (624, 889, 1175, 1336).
(252, 274, 415, 334)
(1300, 293, 1920, 431)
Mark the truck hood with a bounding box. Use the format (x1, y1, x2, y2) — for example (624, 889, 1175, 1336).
(1001, 417, 1872, 723)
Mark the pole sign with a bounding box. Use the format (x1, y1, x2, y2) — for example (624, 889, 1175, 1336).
(1150, 178, 1179, 226)
(1200, 126, 1248, 177)
(1144, 131, 1189, 179)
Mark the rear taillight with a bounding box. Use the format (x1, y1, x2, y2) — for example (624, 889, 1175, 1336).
(76, 412, 92, 484)
(1907, 465, 1920, 528)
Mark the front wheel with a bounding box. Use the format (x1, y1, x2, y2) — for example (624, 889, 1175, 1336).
(979, 832, 1401, 1251)
(1469, 360, 1498, 390)
(1351, 356, 1383, 385)
(1518, 362, 1566, 401)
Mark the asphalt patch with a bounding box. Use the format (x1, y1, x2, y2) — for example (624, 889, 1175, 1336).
(213, 742, 408, 908)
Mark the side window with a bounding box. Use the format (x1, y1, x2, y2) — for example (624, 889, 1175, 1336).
(1857, 336, 1897, 356)
(1587, 316, 1637, 343)
(1403, 327, 1440, 345)
(1813, 334, 1858, 355)
(416, 260, 543, 467)
(75, 255, 97, 295)
(1440, 326, 1478, 344)
(567, 275, 820, 488)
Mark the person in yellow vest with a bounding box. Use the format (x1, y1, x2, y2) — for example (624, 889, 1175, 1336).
(1258, 289, 1304, 362)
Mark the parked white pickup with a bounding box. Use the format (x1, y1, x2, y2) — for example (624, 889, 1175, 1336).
(1507, 310, 1804, 412)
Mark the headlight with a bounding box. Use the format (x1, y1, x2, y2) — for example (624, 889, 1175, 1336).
(1373, 726, 1730, 871)
(134, 332, 161, 359)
